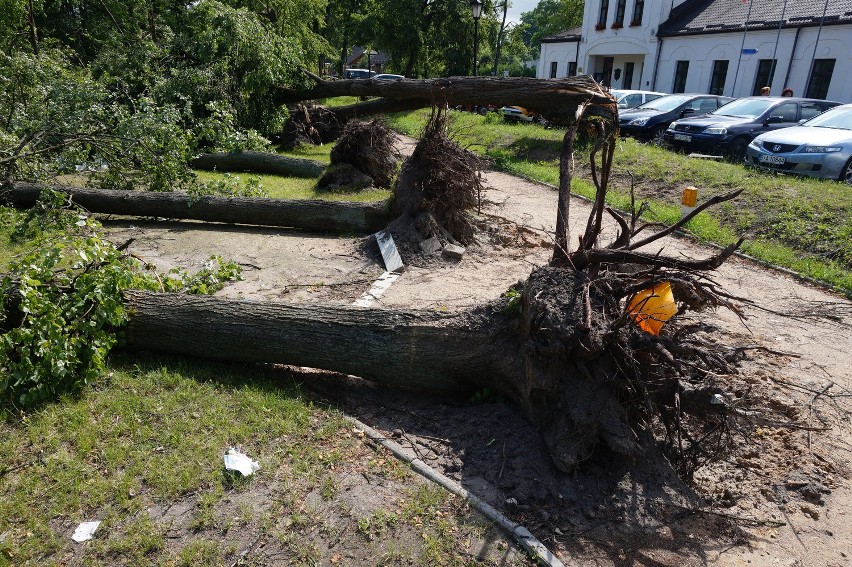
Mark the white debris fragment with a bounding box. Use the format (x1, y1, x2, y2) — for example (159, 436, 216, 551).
(223, 447, 260, 477)
(71, 520, 101, 543)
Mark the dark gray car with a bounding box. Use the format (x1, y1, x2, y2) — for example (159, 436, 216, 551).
(663, 96, 840, 160)
(618, 94, 734, 142)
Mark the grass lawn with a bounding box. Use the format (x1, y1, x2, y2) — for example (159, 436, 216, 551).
(0, 352, 525, 565)
(192, 143, 392, 203)
(386, 108, 852, 293)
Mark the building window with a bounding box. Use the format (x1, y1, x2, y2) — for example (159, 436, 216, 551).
(613, 0, 626, 26)
(568, 61, 577, 76)
(550, 61, 558, 78)
(708, 60, 728, 95)
(623, 62, 635, 89)
(752, 59, 776, 95)
(630, 0, 644, 25)
(806, 59, 835, 99)
(673, 60, 689, 93)
(597, 0, 609, 27)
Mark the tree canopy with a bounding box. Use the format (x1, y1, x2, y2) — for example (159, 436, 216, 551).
(0, 0, 588, 193)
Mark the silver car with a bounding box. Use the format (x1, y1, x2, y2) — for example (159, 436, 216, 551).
(610, 89, 666, 109)
(746, 103, 852, 184)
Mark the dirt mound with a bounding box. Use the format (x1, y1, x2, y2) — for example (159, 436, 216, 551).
(392, 107, 485, 246)
(316, 164, 374, 192)
(328, 119, 400, 189)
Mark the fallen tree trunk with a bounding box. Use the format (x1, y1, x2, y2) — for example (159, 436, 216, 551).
(0, 182, 390, 233)
(190, 150, 325, 178)
(123, 291, 517, 393)
(276, 75, 614, 126)
(121, 271, 652, 473)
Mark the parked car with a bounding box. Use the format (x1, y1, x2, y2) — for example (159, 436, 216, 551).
(609, 89, 666, 110)
(663, 96, 841, 160)
(745, 103, 852, 185)
(619, 94, 735, 142)
(500, 106, 546, 124)
(343, 68, 375, 79)
(373, 73, 404, 81)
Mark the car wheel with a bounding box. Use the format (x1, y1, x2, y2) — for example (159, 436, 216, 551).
(651, 126, 667, 145)
(842, 159, 852, 186)
(726, 138, 749, 163)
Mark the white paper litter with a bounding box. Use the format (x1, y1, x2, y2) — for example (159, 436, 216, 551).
(710, 394, 726, 405)
(71, 520, 101, 542)
(223, 447, 260, 476)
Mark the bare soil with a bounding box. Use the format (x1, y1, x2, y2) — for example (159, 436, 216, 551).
(103, 139, 852, 566)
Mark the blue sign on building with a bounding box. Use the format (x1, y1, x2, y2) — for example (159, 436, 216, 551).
(742, 48, 758, 55)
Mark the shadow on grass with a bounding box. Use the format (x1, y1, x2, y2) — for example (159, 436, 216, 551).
(4, 351, 740, 565)
(506, 136, 562, 163)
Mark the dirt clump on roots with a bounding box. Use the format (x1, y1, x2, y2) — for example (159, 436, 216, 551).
(326, 119, 400, 189)
(315, 164, 375, 192)
(390, 106, 485, 249)
(279, 102, 344, 149)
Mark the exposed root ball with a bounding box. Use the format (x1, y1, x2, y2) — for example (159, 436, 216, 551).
(392, 107, 485, 245)
(329, 120, 400, 188)
(280, 103, 344, 149)
(517, 265, 742, 474)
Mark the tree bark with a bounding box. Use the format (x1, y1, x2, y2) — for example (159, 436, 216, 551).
(493, 0, 509, 77)
(190, 150, 325, 178)
(122, 290, 517, 393)
(27, 0, 39, 55)
(1, 182, 390, 233)
(121, 278, 640, 473)
(275, 76, 615, 126)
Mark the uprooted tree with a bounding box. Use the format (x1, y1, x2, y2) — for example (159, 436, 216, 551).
(0, 75, 747, 473)
(120, 76, 747, 474)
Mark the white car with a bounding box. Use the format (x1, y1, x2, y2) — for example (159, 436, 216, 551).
(500, 106, 547, 125)
(610, 89, 667, 109)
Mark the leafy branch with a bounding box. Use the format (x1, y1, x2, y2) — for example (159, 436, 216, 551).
(0, 189, 243, 409)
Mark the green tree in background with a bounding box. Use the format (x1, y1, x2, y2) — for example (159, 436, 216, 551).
(520, 0, 583, 52)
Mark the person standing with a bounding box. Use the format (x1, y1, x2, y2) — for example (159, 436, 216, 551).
(760, 86, 770, 95)
(781, 87, 793, 97)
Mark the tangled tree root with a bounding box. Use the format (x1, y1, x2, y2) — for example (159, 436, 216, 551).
(391, 106, 484, 245)
(318, 119, 400, 191)
(279, 102, 344, 149)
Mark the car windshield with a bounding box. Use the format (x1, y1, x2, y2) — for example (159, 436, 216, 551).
(610, 90, 627, 99)
(636, 95, 691, 112)
(802, 105, 852, 130)
(710, 98, 775, 118)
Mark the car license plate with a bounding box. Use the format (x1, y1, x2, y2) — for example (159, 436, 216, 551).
(673, 133, 691, 142)
(759, 155, 785, 165)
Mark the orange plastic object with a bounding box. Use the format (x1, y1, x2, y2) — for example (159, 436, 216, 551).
(627, 282, 678, 335)
(681, 186, 698, 207)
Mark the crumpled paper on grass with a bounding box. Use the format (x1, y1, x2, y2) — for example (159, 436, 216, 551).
(71, 520, 101, 542)
(223, 447, 260, 476)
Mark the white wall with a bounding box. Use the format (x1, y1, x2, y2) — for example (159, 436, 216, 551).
(538, 42, 579, 78)
(538, 0, 852, 102)
(655, 26, 852, 101)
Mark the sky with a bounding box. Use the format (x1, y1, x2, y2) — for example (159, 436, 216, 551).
(506, 0, 540, 23)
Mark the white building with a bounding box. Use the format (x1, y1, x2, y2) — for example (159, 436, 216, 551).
(537, 0, 852, 102)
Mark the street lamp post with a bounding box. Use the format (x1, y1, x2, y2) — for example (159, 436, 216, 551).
(469, 0, 483, 76)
